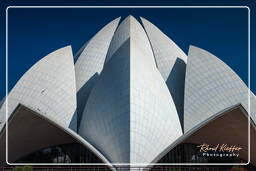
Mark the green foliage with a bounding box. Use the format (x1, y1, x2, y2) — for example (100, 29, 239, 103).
(229, 166, 247, 171)
(23, 166, 33, 171)
(12, 166, 33, 171)
(12, 166, 23, 171)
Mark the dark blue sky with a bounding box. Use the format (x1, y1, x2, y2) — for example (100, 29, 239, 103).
(1, 6, 254, 99)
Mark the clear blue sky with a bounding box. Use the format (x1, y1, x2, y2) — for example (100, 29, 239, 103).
(0, 5, 255, 99)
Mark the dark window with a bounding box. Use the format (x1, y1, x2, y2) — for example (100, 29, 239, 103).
(15, 143, 104, 164)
